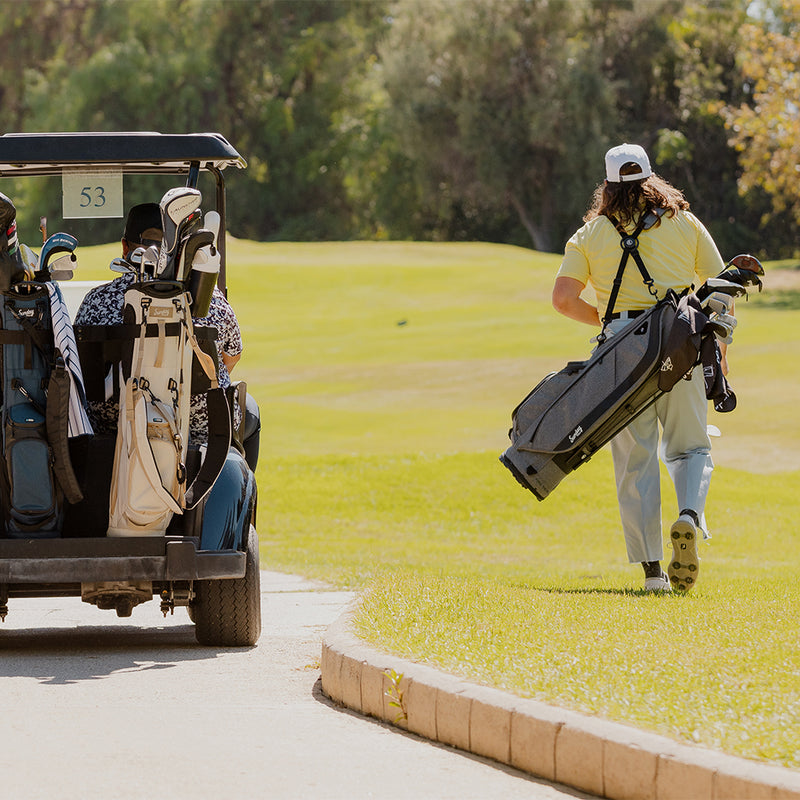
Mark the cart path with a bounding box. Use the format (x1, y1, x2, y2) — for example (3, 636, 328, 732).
(0, 571, 593, 799)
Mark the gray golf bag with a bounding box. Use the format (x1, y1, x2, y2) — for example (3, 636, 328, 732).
(500, 292, 684, 500)
(500, 252, 764, 501)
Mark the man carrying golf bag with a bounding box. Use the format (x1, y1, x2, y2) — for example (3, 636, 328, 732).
(551, 143, 731, 593)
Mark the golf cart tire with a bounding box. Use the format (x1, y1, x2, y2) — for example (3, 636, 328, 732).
(192, 525, 261, 646)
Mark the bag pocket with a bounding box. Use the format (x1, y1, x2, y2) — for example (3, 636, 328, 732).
(108, 386, 184, 536)
(5, 402, 60, 534)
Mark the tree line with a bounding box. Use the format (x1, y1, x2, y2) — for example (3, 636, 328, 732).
(0, 0, 797, 258)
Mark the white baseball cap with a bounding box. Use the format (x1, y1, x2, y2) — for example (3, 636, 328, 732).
(605, 143, 652, 183)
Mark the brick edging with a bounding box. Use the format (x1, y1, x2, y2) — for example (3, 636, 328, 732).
(320, 605, 800, 800)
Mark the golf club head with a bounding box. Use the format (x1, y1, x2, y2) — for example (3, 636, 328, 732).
(110, 257, 134, 274)
(49, 253, 77, 281)
(162, 186, 202, 226)
(711, 253, 764, 297)
(124, 246, 146, 279)
(157, 187, 202, 279)
(40, 232, 78, 272)
(703, 291, 735, 317)
(141, 245, 160, 278)
(171, 208, 203, 278)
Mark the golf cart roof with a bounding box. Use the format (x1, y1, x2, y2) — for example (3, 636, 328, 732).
(0, 132, 247, 176)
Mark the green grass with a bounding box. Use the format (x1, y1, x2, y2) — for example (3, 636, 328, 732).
(76, 239, 800, 768)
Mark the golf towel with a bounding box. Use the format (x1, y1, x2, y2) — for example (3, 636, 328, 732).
(47, 282, 93, 437)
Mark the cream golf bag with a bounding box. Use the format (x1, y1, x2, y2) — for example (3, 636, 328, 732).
(107, 280, 228, 536)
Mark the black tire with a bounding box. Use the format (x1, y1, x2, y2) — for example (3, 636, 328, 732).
(192, 525, 262, 646)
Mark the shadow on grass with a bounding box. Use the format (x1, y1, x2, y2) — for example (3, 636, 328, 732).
(506, 581, 693, 599)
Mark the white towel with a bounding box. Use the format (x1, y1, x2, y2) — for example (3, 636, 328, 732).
(47, 282, 94, 437)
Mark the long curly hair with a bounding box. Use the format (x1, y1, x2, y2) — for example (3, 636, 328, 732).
(584, 172, 690, 227)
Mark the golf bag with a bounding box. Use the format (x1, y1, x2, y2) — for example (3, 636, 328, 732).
(106, 280, 230, 536)
(0, 193, 87, 537)
(500, 291, 692, 500)
(0, 283, 86, 536)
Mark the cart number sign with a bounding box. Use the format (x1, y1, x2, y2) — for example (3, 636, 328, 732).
(62, 171, 123, 219)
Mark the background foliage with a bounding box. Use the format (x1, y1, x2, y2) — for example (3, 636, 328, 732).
(1, 0, 798, 257)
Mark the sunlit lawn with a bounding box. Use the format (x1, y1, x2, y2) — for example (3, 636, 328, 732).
(79, 239, 800, 768)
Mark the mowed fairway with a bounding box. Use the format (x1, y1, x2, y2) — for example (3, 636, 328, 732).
(82, 240, 800, 768)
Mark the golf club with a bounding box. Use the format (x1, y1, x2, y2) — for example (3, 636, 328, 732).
(48, 253, 78, 281)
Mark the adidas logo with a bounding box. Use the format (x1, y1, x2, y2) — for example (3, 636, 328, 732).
(660, 357, 674, 372)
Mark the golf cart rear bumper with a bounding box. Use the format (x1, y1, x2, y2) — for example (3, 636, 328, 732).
(0, 537, 245, 584)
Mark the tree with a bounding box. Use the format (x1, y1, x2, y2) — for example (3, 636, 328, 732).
(378, 0, 623, 251)
(723, 0, 800, 236)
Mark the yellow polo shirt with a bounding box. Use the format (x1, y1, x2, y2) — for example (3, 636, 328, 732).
(557, 210, 725, 313)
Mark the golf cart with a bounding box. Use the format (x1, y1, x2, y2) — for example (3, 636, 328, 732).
(0, 132, 260, 647)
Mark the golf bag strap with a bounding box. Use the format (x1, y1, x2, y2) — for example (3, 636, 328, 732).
(74, 323, 219, 400)
(183, 318, 219, 389)
(183, 387, 232, 509)
(597, 215, 658, 344)
(74, 322, 217, 341)
(46, 357, 84, 504)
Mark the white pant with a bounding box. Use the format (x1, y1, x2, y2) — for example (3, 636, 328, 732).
(605, 319, 713, 563)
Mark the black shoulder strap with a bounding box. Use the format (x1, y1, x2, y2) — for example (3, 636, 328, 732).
(183, 387, 232, 510)
(599, 215, 660, 340)
(46, 357, 84, 504)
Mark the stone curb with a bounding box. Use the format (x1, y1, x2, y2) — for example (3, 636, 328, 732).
(320, 604, 800, 800)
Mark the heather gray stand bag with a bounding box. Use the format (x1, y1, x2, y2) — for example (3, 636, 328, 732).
(500, 290, 680, 501)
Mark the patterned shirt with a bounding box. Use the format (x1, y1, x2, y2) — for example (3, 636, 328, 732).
(74, 273, 242, 442)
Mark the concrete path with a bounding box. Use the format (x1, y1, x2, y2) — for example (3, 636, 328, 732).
(0, 571, 593, 799)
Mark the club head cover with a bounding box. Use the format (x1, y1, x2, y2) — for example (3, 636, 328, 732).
(695, 277, 749, 302)
(0, 191, 17, 233)
(157, 187, 202, 279)
(180, 228, 215, 282)
(727, 253, 765, 276)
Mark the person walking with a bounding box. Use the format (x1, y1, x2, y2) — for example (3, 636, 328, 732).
(552, 143, 725, 593)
